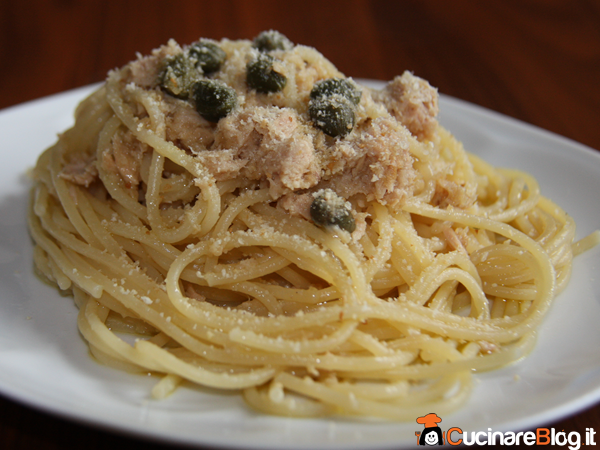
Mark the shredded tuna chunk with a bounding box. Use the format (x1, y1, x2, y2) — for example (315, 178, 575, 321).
(374, 71, 439, 140)
(125, 39, 181, 88)
(432, 178, 476, 209)
(277, 193, 313, 221)
(212, 107, 319, 197)
(102, 128, 150, 189)
(163, 95, 215, 152)
(59, 155, 98, 187)
(316, 117, 416, 205)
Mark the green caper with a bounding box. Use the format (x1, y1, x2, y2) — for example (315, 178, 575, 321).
(188, 40, 226, 74)
(310, 78, 362, 105)
(192, 80, 237, 122)
(246, 54, 287, 93)
(310, 190, 356, 233)
(158, 53, 201, 99)
(309, 95, 356, 137)
(252, 30, 293, 52)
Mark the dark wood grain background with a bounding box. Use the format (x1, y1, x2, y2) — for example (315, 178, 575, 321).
(1, 1, 599, 448)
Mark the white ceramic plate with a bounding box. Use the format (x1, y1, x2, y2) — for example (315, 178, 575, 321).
(1, 81, 599, 449)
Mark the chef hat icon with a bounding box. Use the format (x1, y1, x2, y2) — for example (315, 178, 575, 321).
(416, 413, 442, 428)
(417, 413, 444, 446)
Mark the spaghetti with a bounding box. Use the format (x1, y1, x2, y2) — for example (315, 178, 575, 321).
(28, 33, 587, 420)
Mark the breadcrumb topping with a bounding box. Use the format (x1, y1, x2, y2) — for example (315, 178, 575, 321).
(62, 34, 475, 214)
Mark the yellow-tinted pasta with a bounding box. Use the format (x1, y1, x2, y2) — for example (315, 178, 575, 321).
(28, 34, 586, 420)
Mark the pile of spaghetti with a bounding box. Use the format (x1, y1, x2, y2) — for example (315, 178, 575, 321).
(28, 32, 588, 419)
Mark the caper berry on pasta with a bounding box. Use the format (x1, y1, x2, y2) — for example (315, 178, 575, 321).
(246, 54, 287, 93)
(158, 53, 201, 99)
(310, 78, 362, 105)
(252, 30, 293, 52)
(188, 40, 226, 74)
(309, 95, 356, 138)
(192, 80, 238, 122)
(310, 190, 356, 233)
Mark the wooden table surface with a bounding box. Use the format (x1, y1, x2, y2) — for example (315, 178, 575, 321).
(1, 1, 599, 448)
